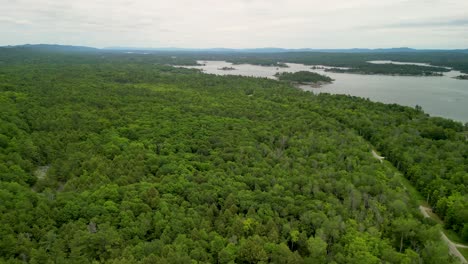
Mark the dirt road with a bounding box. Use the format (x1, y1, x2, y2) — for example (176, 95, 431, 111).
(372, 150, 385, 162)
(419, 206, 467, 263)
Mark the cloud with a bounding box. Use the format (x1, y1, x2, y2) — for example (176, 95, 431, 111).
(0, 17, 32, 25)
(367, 18, 468, 29)
(1, 0, 467, 48)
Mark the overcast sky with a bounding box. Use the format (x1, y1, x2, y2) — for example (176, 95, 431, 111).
(1, 0, 468, 49)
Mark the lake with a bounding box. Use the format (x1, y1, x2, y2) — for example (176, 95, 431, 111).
(179, 61, 468, 123)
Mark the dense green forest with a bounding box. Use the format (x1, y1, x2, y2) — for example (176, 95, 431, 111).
(0, 48, 467, 263)
(315, 96, 468, 239)
(274, 71, 333, 84)
(5, 45, 468, 73)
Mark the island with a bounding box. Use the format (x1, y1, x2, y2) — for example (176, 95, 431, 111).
(274, 71, 333, 87)
(324, 63, 449, 76)
(310, 65, 325, 70)
(276, 62, 289, 68)
(229, 59, 289, 68)
(218, 66, 236, 71)
(454, 75, 468, 80)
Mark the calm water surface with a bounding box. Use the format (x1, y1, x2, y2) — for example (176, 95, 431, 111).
(179, 61, 468, 122)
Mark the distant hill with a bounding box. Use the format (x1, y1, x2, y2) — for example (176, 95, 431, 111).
(2, 44, 467, 54)
(104, 46, 468, 53)
(104, 47, 289, 53)
(1, 44, 99, 53)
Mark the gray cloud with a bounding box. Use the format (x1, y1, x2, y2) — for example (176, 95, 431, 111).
(0, 17, 32, 25)
(371, 18, 468, 29)
(1, 0, 467, 48)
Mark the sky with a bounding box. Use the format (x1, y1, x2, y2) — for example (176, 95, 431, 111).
(1, 0, 468, 49)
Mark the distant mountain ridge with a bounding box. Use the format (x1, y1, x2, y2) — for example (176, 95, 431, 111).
(1, 44, 98, 53)
(105, 46, 468, 53)
(2, 44, 468, 54)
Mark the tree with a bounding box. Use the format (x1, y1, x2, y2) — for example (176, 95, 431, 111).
(237, 236, 268, 263)
(306, 236, 327, 263)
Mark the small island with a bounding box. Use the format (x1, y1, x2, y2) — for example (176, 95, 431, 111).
(275, 71, 334, 87)
(310, 65, 325, 70)
(454, 75, 468, 80)
(229, 60, 289, 68)
(218, 66, 236, 71)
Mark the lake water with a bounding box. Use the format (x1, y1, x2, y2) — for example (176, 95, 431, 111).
(178, 61, 468, 123)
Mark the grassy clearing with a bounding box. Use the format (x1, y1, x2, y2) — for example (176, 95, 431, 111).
(445, 229, 468, 245)
(390, 169, 426, 204)
(427, 210, 444, 225)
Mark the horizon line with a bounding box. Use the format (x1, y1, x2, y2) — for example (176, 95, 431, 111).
(2, 43, 468, 51)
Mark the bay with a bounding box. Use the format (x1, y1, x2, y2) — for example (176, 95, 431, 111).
(179, 60, 468, 123)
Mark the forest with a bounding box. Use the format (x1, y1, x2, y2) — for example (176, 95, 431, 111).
(0, 47, 467, 263)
